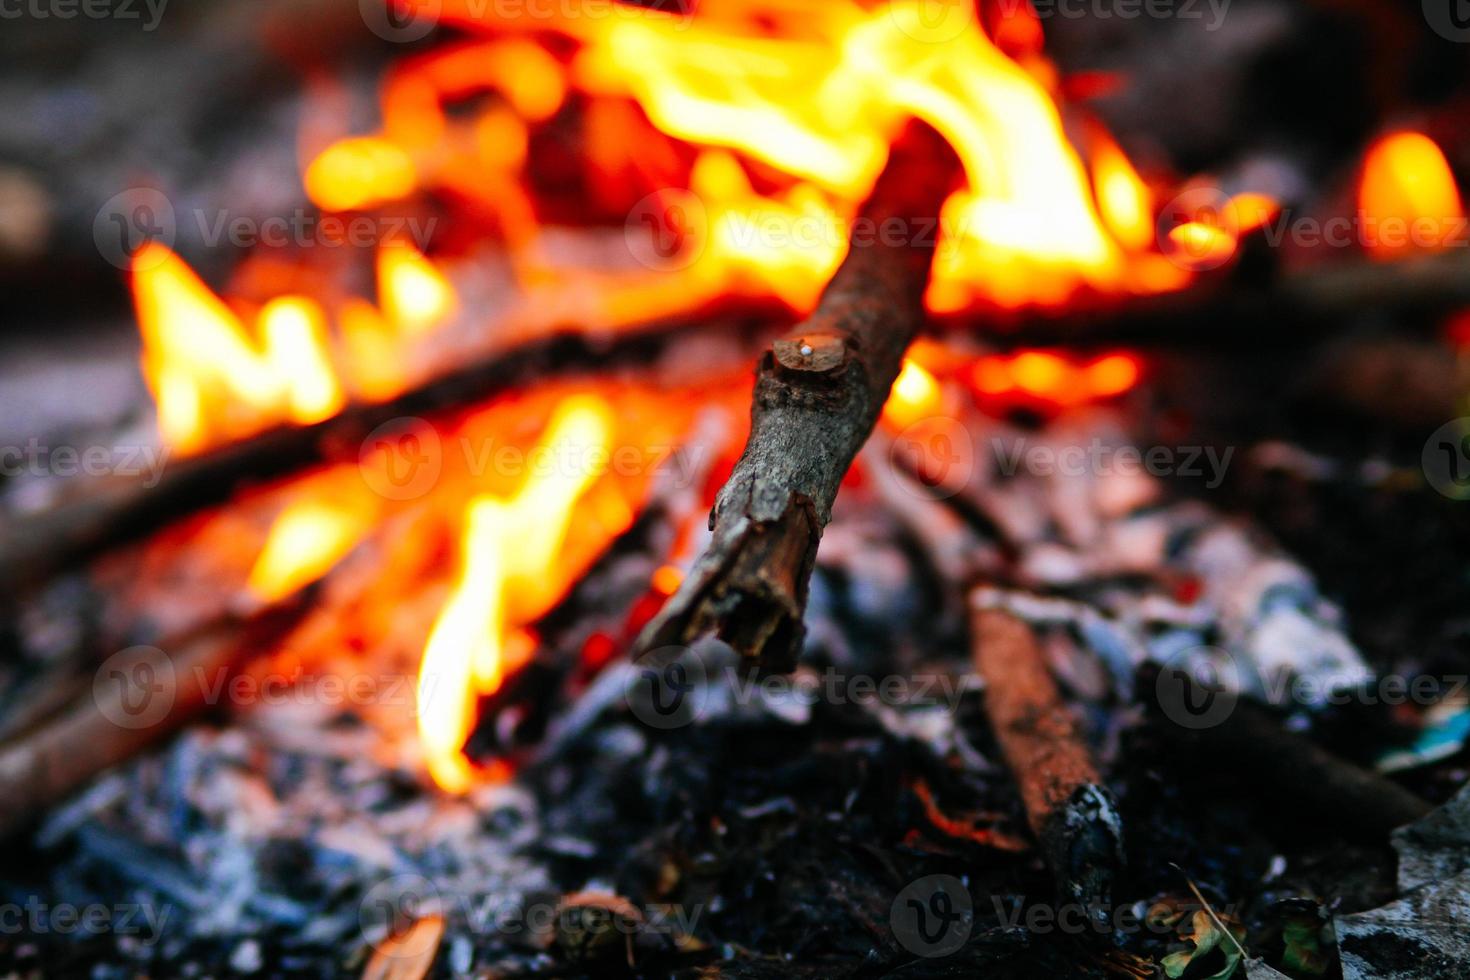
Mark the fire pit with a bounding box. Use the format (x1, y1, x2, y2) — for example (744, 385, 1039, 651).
(2, 1, 1469, 976)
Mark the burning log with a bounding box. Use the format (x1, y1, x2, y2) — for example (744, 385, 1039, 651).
(0, 315, 766, 595)
(970, 604, 1125, 930)
(638, 120, 963, 670)
(0, 591, 316, 840)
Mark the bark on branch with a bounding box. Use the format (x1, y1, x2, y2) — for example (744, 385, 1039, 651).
(971, 604, 1124, 928)
(637, 120, 963, 670)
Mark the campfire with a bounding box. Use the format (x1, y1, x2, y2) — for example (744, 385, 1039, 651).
(2, 0, 1468, 976)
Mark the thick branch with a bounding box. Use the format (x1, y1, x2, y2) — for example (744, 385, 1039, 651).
(971, 605, 1124, 928)
(637, 120, 962, 670)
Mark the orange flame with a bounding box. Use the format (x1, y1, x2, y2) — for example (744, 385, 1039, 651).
(416, 395, 616, 793)
(965, 349, 1141, 406)
(1359, 131, 1465, 260)
(302, 0, 1207, 315)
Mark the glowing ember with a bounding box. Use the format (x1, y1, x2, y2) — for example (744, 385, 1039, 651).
(1359, 131, 1466, 260)
(416, 395, 616, 793)
(1165, 220, 1237, 268)
(967, 349, 1141, 406)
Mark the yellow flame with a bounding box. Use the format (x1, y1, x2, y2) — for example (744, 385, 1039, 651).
(339, 299, 410, 403)
(132, 246, 351, 452)
(133, 244, 284, 453)
(1359, 131, 1465, 260)
(247, 498, 371, 603)
(313, 0, 1199, 313)
(1091, 133, 1154, 253)
(416, 394, 615, 793)
(260, 297, 346, 425)
(379, 241, 457, 334)
(882, 359, 943, 428)
(564, 0, 1136, 309)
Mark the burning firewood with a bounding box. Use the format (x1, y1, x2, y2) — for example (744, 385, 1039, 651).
(970, 604, 1125, 931)
(638, 120, 963, 670)
(0, 315, 765, 596)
